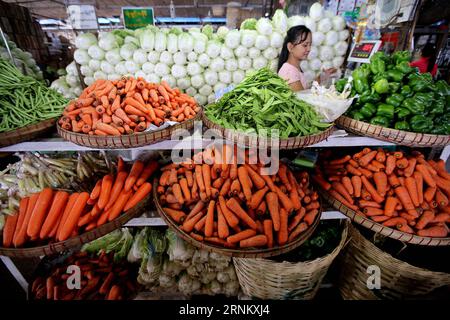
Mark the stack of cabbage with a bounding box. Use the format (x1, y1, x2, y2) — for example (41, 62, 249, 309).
(50, 61, 83, 99)
(0, 35, 43, 80)
(59, 2, 349, 105)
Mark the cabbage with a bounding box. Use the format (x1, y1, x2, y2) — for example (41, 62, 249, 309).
(268, 60, 278, 72)
(225, 59, 238, 72)
(160, 51, 174, 66)
(318, 18, 332, 33)
(187, 62, 202, 76)
(75, 33, 97, 50)
(288, 16, 305, 29)
(333, 56, 344, 68)
(176, 78, 190, 90)
(199, 84, 213, 96)
(325, 10, 335, 18)
(309, 2, 323, 21)
(114, 62, 127, 75)
(84, 76, 94, 86)
(225, 30, 241, 49)
(105, 49, 122, 65)
(238, 57, 252, 70)
(270, 32, 284, 49)
(93, 70, 107, 80)
(186, 87, 197, 97)
(232, 70, 245, 84)
(155, 63, 170, 77)
(145, 74, 160, 83)
(173, 52, 187, 65)
(300, 60, 309, 71)
(309, 58, 322, 71)
(187, 51, 198, 62)
(234, 46, 248, 57)
(255, 35, 270, 50)
(321, 60, 333, 70)
(154, 32, 167, 52)
(135, 70, 146, 79)
(304, 17, 316, 32)
(262, 47, 278, 60)
(98, 32, 118, 51)
(120, 43, 137, 60)
(207, 94, 216, 104)
(178, 33, 194, 53)
(220, 46, 234, 60)
(339, 30, 350, 41)
(210, 57, 225, 72)
(308, 46, 318, 59)
(214, 82, 227, 93)
(169, 27, 183, 35)
(191, 33, 207, 54)
(319, 46, 334, 61)
(66, 75, 79, 86)
(325, 31, 338, 47)
(204, 70, 218, 85)
(124, 35, 139, 47)
(167, 34, 178, 53)
(140, 30, 155, 50)
(312, 32, 325, 46)
(74, 49, 90, 65)
(206, 41, 221, 58)
(217, 26, 229, 39)
(191, 75, 205, 88)
(245, 68, 256, 76)
(194, 94, 207, 106)
(80, 65, 93, 77)
(202, 25, 214, 40)
(65, 61, 78, 75)
(147, 51, 160, 64)
(171, 64, 187, 79)
(256, 18, 272, 36)
(125, 60, 140, 73)
(100, 61, 115, 74)
(198, 53, 211, 67)
(161, 75, 176, 88)
(133, 49, 148, 64)
(218, 71, 232, 84)
(240, 18, 257, 30)
(252, 56, 268, 70)
(272, 9, 288, 34)
(142, 62, 155, 74)
(334, 41, 348, 56)
(248, 47, 261, 59)
(332, 16, 346, 31)
(240, 30, 257, 48)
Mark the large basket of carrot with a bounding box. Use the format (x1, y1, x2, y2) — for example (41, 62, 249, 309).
(314, 148, 450, 246)
(337, 224, 450, 300)
(233, 220, 349, 300)
(153, 145, 322, 258)
(0, 159, 159, 257)
(336, 116, 450, 147)
(56, 77, 201, 149)
(0, 118, 57, 148)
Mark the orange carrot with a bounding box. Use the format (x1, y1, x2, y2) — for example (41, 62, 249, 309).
(416, 164, 437, 188)
(98, 175, 113, 210)
(105, 190, 133, 222)
(346, 164, 362, 176)
(358, 150, 377, 167)
(39, 191, 69, 239)
(332, 182, 354, 204)
(59, 192, 90, 241)
(239, 235, 267, 248)
(3, 213, 19, 248)
(385, 155, 396, 175)
(182, 210, 204, 232)
(359, 200, 382, 208)
(90, 180, 102, 200)
(287, 207, 306, 232)
(123, 182, 152, 212)
(95, 122, 120, 135)
(237, 166, 252, 202)
(124, 161, 145, 192)
(388, 174, 401, 188)
(417, 226, 448, 237)
(415, 210, 435, 230)
(248, 186, 269, 210)
(104, 171, 128, 211)
(363, 206, 384, 216)
(413, 171, 424, 205)
(274, 186, 294, 214)
(376, 149, 386, 163)
(361, 176, 383, 203)
(288, 222, 308, 243)
(202, 164, 212, 198)
(55, 193, 78, 241)
(312, 175, 331, 191)
(265, 192, 280, 231)
(227, 229, 256, 245)
(373, 172, 388, 197)
(263, 219, 274, 248)
(204, 200, 216, 237)
(384, 197, 398, 217)
(351, 176, 362, 198)
(394, 186, 415, 211)
(218, 196, 239, 227)
(195, 165, 205, 193)
(435, 189, 449, 207)
(405, 177, 419, 207)
(424, 186, 437, 203)
(26, 188, 54, 238)
(371, 215, 391, 223)
(226, 198, 257, 230)
(341, 176, 354, 195)
(245, 164, 266, 189)
(383, 217, 408, 228)
(328, 190, 358, 211)
(217, 205, 229, 239)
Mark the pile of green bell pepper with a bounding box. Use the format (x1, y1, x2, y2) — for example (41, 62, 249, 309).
(341, 50, 450, 134)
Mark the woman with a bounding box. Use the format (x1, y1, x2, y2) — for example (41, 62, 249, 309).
(410, 43, 438, 77)
(277, 25, 336, 91)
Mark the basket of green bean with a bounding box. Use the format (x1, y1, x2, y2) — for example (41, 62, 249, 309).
(203, 68, 334, 149)
(0, 59, 68, 147)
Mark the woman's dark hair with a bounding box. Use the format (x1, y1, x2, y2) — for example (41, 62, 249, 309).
(421, 43, 437, 73)
(277, 25, 312, 72)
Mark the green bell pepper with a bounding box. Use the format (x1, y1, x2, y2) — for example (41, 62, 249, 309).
(400, 85, 413, 98)
(359, 103, 377, 118)
(359, 91, 381, 104)
(376, 103, 395, 119)
(410, 115, 433, 133)
(385, 93, 404, 107)
(434, 80, 450, 97)
(335, 78, 347, 93)
(373, 72, 388, 83)
(354, 78, 369, 94)
(395, 107, 411, 119)
(392, 51, 411, 64)
(370, 58, 386, 74)
(414, 92, 433, 109)
(386, 69, 404, 82)
(394, 121, 410, 131)
(389, 82, 401, 93)
(430, 97, 445, 115)
(395, 61, 413, 74)
(409, 73, 432, 92)
(402, 98, 425, 115)
(352, 111, 366, 121)
(370, 116, 390, 127)
(374, 79, 389, 94)
(432, 114, 450, 135)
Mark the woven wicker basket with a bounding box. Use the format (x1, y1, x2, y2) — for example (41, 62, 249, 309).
(338, 225, 450, 300)
(320, 188, 450, 246)
(153, 179, 321, 258)
(336, 116, 450, 147)
(0, 118, 57, 147)
(202, 112, 334, 149)
(0, 197, 147, 258)
(57, 111, 201, 149)
(233, 220, 349, 300)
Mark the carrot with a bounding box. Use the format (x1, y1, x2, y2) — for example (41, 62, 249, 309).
(97, 175, 113, 210)
(331, 182, 354, 204)
(394, 186, 416, 211)
(361, 176, 383, 203)
(388, 174, 401, 188)
(395, 158, 409, 169)
(359, 200, 382, 208)
(346, 164, 362, 176)
(25, 188, 54, 239)
(236, 166, 252, 202)
(373, 172, 387, 197)
(195, 165, 206, 193)
(104, 171, 128, 211)
(125, 161, 145, 192)
(339, 177, 353, 196)
(219, 179, 231, 197)
(424, 187, 437, 203)
(95, 122, 120, 135)
(405, 177, 419, 207)
(55, 193, 78, 241)
(239, 235, 267, 248)
(371, 160, 385, 171)
(39, 191, 69, 239)
(376, 149, 386, 163)
(226, 229, 256, 245)
(59, 192, 90, 241)
(329, 190, 358, 211)
(114, 108, 132, 125)
(351, 176, 362, 198)
(248, 186, 269, 210)
(230, 179, 241, 197)
(371, 215, 391, 223)
(244, 164, 266, 189)
(435, 189, 449, 207)
(385, 155, 396, 175)
(287, 207, 306, 232)
(364, 207, 384, 216)
(358, 150, 377, 167)
(417, 226, 448, 237)
(330, 155, 351, 165)
(204, 200, 216, 237)
(217, 205, 229, 239)
(304, 209, 320, 226)
(416, 164, 437, 188)
(277, 208, 289, 245)
(182, 210, 204, 233)
(288, 222, 308, 243)
(415, 210, 435, 230)
(383, 217, 408, 228)
(123, 182, 152, 212)
(383, 197, 398, 217)
(226, 198, 257, 230)
(432, 160, 450, 180)
(2, 213, 19, 248)
(202, 164, 212, 198)
(274, 186, 294, 214)
(218, 196, 239, 227)
(432, 213, 450, 223)
(265, 192, 280, 231)
(172, 183, 184, 205)
(260, 219, 273, 248)
(311, 175, 331, 191)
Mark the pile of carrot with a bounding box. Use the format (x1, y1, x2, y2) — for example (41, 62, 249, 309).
(58, 77, 200, 135)
(31, 250, 138, 300)
(157, 145, 320, 249)
(2, 158, 158, 248)
(314, 148, 450, 238)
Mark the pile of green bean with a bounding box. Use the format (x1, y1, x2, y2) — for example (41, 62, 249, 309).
(0, 59, 68, 132)
(205, 68, 330, 138)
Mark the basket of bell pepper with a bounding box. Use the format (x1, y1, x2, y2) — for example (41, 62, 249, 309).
(339, 50, 450, 135)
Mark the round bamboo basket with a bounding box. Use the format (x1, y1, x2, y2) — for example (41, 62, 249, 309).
(336, 116, 450, 147)
(338, 225, 450, 300)
(0, 118, 57, 147)
(233, 220, 349, 300)
(319, 189, 450, 246)
(0, 197, 148, 258)
(202, 112, 334, 149)
(153, 180, 321, 258)
(57, 111, 202, 149)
